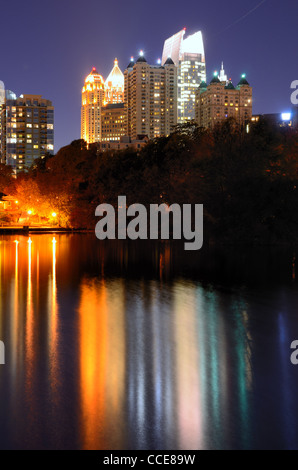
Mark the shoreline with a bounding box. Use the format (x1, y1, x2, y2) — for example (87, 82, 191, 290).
(0, 227, 91, 234)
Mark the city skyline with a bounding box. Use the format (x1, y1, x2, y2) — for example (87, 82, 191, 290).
(0, 0, 297, 152)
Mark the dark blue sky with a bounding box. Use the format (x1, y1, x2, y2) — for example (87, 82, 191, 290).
(1, 0, 297, 151)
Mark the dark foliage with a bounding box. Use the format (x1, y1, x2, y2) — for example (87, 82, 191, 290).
(7, 118, 298, 244)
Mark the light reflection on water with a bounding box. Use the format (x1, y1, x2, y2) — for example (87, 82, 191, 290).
(0, 234, 298, 449)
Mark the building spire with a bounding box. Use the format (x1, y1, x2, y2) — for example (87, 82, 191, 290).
(105, 58, 124, 104)
(219, 62, 228, 84)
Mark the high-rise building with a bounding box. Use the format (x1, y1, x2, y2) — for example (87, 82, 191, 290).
(124, 52, 177, 140)
(101, 103, 126, 142)
(162, 29, 206, 123)
(0, 94, 54, 174)
(161, 29, 185, 66)
(0, 82, 5, 163)
(0, 81, 5, 107)
(100, 59, 126, 144)
(105, 58, 124, 104)
(195, 71, 252, 129)
(81, 68, 105, 144)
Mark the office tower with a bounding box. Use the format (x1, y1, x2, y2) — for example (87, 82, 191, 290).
(0, 94, 54, 174)
(162, 29, 206, 123)
(101, 103, 126, 142)
(0, 82, 5, 163)
(124, 52, 177, 140)
(105, 58, 124, 104)
(195, 71, 252, 129)
(5, 90, 17, 100)
(81, 68, 105, 144)
(161, 29, 185, 66)
(0, 81, 4, 106)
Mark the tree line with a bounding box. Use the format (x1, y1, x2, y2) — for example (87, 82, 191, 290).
(1, 118, 298, 244)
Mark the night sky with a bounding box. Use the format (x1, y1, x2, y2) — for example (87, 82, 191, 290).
(1, 0, 297, 152)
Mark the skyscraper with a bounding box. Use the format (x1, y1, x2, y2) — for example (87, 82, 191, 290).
(161, 29, 185, 66)
(0, 81, 5, 107)
(105, 58, 124, 104)
(81, 68, 105, 144)
(0, 82, 5, 163)
(195, 71, 252, 129)
(162, 29, 206, 123)
(124, 52, 177, 140)
(0, 82, 17, 165)
(101, 103, 126, 143)
(0, 94, 54, 174)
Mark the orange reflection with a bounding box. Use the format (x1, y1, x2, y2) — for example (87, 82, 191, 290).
(78, 279, 125, 449)
(173, 286, 202, 449)
(48, 237, 59, 389)
(26, 238, 34, 365)
(11, 240, 19, 383)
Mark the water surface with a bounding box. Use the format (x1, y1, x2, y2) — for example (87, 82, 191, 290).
(0, 234, 297, 449)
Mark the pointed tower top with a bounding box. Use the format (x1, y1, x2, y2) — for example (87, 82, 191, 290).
(219, 62, 228, 84)
(105, 58, 124, 90)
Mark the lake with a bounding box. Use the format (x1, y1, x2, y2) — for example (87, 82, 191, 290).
(0, 234, 297, 449)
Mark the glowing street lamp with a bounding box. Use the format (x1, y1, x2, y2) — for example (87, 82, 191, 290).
(52, 212, 57, 218)
(27, 210, 32, 215)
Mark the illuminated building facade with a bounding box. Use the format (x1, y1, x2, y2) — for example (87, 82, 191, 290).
(105, 58, 124, 104)
(101, 103, 126, 142)
(218, 62, 228, 84)
(81, 68, 105, 144)
(124, 53, 177, 140)
(0, 94, 54, 174)
(162, 29, 206, 123)
(0, 81, 4, 107)
(195, 72, 252, 129)
(97, 135, 149, 152)
(0, 81, 5, 162)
